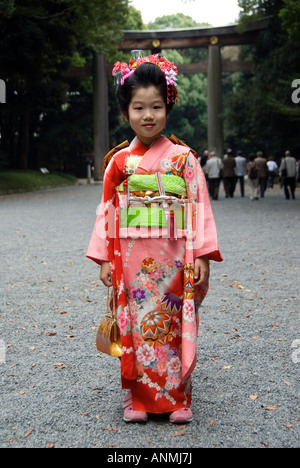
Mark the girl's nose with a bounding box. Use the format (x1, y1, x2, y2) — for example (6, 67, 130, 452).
(143, 110, 154, 120)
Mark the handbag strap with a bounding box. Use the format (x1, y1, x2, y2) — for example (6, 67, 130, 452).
(106, 287, 118, 341)
(106, 287, 117, 321)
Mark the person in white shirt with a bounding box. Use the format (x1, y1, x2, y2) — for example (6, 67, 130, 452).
(205, 151, 224, 200)
(235, 150, 247, 197)
(266, 156, 278, 188)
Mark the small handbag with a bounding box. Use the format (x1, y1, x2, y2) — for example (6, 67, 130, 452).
(96, 287, 122, 357)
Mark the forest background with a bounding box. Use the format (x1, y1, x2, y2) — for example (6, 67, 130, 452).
(0, 0, 299, 177)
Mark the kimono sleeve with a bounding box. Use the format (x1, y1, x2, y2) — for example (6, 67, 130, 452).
(86, 155, 124, 265)
(86, 193, 108, 265)
(184, 151, 223, 262)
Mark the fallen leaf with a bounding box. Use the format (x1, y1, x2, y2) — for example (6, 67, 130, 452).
(286, 424, 293, 429)
(54, 363, 65, 369)
(249, 394, 258, 401)
(261, 405, 278, 411)
(172, 431, 186, 437)
(47, 442, 55, 448)
(223, 365, 233, 370)
(209, 420, 215, 427)
(104, 427, 118, 432)
(24, 429, 34, 438)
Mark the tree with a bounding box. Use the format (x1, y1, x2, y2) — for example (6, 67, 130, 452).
(278, 0, 300, 42)
(223, 0, 300, 158)
(0, 0, 129, 170)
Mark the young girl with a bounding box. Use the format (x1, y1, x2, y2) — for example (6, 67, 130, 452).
(86, 52, 223, 424)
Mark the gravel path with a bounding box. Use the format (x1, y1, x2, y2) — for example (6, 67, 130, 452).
(0, 181, 299, 448)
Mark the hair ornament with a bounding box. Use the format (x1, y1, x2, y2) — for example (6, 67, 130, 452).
(112, 50, 179, 103)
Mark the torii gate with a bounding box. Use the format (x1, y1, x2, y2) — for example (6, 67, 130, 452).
(90, 18, 269, 180)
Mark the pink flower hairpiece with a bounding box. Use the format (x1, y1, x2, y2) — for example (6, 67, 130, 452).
(112, 52, 179, 103)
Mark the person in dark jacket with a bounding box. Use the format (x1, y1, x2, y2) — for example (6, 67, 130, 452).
(223, 149, 236, 197)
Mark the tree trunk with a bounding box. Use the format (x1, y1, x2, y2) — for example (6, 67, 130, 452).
(17, 98, 31, 169)
(93, 53, 109, 181)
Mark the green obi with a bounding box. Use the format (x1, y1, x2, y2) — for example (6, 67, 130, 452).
(119, 174, 187, 229)
(120, 205, 186, 229)
(119, 173, 186, 197)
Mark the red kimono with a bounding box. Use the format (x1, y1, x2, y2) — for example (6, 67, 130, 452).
(87, 135, 222, 413)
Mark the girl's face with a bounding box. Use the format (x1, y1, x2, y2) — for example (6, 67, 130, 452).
(123, 85, 168, 147)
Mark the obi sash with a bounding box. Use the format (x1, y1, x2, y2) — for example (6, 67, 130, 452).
(118, 173, 187, 230)
(119, 173, 187, 198)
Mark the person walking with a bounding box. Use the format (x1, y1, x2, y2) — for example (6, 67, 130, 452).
(279, 150, 297, 199)
(246, 153, 259, 201)
(266, 156, 278, 188)
(223, 150, 236, 197)
(235, 150, 247, 197)
(254, 151, 268, 198)
(205, 150, 224, 200)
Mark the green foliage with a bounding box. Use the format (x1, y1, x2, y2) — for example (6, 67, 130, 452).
(278, 0, 300, 42)
(124, 5, 145, 30)
(0, 0, 130, 171)
(148, 12, 210, 30)
(224, 0, 300, 158)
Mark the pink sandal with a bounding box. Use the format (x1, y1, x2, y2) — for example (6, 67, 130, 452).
(169, 407, 193, 423)
(123, 391, 148, 423)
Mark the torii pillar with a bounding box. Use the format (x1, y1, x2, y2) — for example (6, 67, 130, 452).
(93, 53, 109, 181)
(207, 40, 223, 158)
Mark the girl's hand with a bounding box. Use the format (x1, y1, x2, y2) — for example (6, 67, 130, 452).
(194, 256, 209, 286)
(100, 261, 113, 287)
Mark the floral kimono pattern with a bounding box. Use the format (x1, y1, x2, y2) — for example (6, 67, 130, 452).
(87, 135, 222, 414)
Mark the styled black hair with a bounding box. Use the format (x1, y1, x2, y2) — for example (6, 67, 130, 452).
(116, 62, 174, 119)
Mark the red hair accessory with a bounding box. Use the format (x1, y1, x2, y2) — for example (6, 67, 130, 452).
(112, 51, 179, 104)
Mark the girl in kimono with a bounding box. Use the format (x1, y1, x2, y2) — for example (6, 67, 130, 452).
(87, 52, 223, 424)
